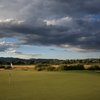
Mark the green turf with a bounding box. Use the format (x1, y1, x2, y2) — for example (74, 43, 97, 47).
(0, 70, 100, 100)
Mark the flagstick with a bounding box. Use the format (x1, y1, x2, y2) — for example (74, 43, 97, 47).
(9, 63, 13, 88)
(9, 71, 11, 87)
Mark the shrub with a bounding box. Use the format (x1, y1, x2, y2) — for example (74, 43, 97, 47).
(4, 65, 12, 69)
(46, 66, 56, 71)
(35, 64, 85, 71)
(87, 65, 100, 70)
(34, 64, 51, 71)
(57, 64, 85, 71)
(67, 64, 85, 70)
(0, 65, 5, 69)
(57, 65, 67, 71)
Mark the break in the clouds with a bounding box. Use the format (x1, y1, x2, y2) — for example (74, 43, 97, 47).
(0, 0, 100, 58)
(7, 50, 42, 59)
(0, 41, 18, 52)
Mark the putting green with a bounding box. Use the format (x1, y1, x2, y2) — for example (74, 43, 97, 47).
(0, 70, 100, 100)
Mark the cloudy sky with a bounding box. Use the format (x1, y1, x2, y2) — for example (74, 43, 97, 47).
(0, 0, 100, 59)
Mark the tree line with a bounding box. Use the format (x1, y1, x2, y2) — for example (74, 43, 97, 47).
(0, 57, 100, 70)
(0, 57, 100, 65)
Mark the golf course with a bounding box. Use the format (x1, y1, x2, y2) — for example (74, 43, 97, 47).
(0, 70, 100, 100)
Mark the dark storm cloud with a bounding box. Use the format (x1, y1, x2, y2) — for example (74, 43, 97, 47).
(0, 0, 100, 52)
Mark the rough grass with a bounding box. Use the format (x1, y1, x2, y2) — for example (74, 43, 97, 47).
(0, 70, 100, 100)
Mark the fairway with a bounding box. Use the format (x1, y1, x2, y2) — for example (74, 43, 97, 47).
(0, 71, 100, 100)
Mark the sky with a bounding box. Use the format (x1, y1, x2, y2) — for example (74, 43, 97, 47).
(0, 0, 100, 59)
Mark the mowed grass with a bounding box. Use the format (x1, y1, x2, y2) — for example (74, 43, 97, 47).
(0, 71, 100, 100)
